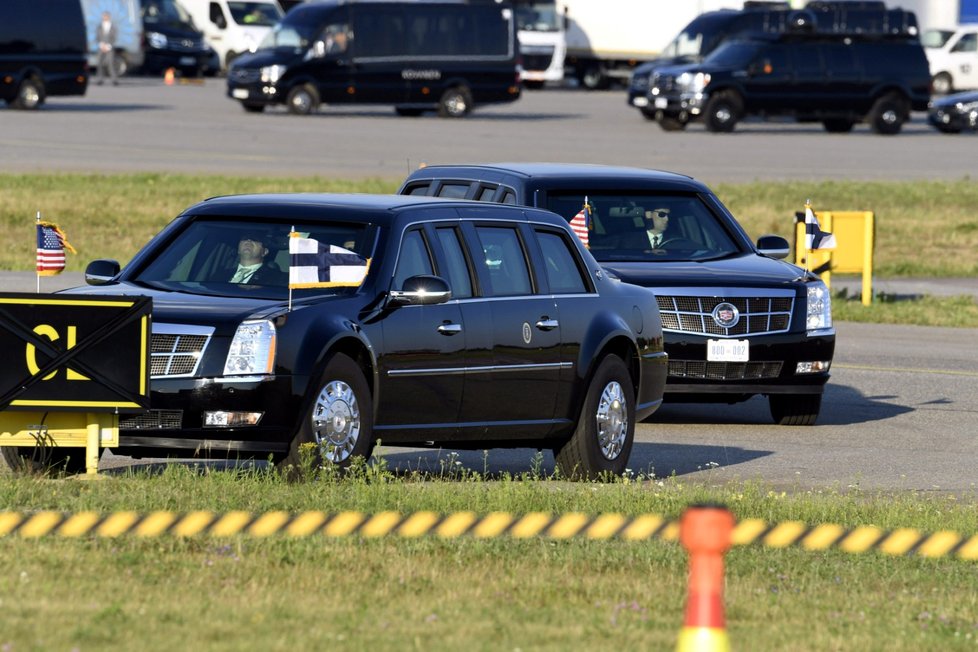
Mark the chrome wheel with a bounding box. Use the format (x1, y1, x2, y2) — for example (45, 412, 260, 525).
(596, 381, 627, 460)
(310, 379, 361, 464)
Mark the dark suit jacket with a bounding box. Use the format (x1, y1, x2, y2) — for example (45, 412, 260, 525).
(232, 263, 288, 285)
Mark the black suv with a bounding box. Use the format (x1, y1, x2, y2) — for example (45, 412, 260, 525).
(646, 33, 930, 134)
(400, 163, 835, 426)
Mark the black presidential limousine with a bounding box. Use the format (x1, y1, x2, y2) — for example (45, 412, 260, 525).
(400, 164, 836, 425)
(34, 194, 667, 478)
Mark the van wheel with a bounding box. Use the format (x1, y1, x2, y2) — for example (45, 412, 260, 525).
(286, 84, 319, 115)
(823, 119, 854, 133)
(241, 102, 265, 113)
(12, 77, 44, 110)
(438, 86, 472, 118)
(703, 91, 741, 132)
(579, 65, 609, 90)
(932, 72, 953, 96)
(868, 92, 908, 135)
(395, 107, 424, 117)
(554, 355, 634, 480)
(280, 353, 374, 473)
(769, 394, 821, 426)
(657, 116, 687, 131)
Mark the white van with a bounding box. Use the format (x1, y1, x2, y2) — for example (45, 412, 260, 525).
(923, 26, 978, 95)
(181, 0, 283, 70)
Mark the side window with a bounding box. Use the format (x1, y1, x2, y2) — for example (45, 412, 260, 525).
(500, 191, 517, 205)
(476, 185, 497, 202)
(536, 231, 587, 294)
(436, 182, 471, 199)
(209, 2, 226, 28)
(952, 33, 977, 53)
(759, 45, 790, 75)
(474, 226, 532, 296)
(403, 183, 431, 196)
(790, 44, 821, 80)
(435, 227, 473, 299)
(393, 229, 433, 290)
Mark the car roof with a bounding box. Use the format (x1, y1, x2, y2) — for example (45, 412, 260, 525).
(405, 163, 710, 193)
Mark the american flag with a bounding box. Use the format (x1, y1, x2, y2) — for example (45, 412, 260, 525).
(569, 197, 591, 248)
(804, 202, 837, 251)
(36, 222, 74, 276)
(289, 232, 369, 289)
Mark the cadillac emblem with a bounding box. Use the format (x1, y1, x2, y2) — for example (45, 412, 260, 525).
(712, 302, 740, 329)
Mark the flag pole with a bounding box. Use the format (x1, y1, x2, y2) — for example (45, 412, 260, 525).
(287, 226, 294, 312)
(35, 211, 41, 293)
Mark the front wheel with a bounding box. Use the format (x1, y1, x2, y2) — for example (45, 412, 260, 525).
(280, 353, 374, 473)
(554, 355, 635, 480)
(703, 91, 741, 133)
(868, 92, 909, 135)
(286, 83, 319, 115)
(657, 116, 687, 131)
(769, 393, 822, 426)
(932, 72, 953, 96)
(12, 77, 44, 110)
(437, 86, 472, 118)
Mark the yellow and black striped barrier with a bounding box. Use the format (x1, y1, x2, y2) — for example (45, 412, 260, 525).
(1, 510, 976, 560)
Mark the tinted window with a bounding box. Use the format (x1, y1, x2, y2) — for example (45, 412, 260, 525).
(791, 44, 822, 79)
(436, 183, 471, 199)
(0, 0, 86, 53)
(500, 191, 517, 205)
(393, 229, 433, 290)
(952, 33, 977, 53)
(474, 226, 531, 296)
(403, 183, 430, 196)
(823, 45, 858, 73)
(704, 40, 763, 67)
(435, 227, 473, 299)
(536, 231, 586, 294)
(476, 185, 497, 201)
(355, 3, 512, 58)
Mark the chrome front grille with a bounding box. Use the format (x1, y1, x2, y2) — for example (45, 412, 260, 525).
(150, 324, 214, 378)
(656, 293, 794, 337)
(651, 73, 674, 92)
(668, 360, 783, 380)
(119, 409, 184, 430)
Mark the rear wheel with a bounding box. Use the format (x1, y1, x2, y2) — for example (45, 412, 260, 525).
(437, 86, 472, 118)
(579, 65, 609, 90)
(823, 118, 855, 133)
(554, 355, 634, 480)
(12, 77, 44, 110)
(286, 83, 319, 115)
(868, 92, 909, 135)
(280, 353, 374, 473)
(932, 72, 953, 96)
(769, 394, 822, 426)
(703, 91, 741, 133)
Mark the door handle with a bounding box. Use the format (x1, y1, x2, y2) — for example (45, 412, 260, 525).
(535, 318, 559, 331)
(437, 322, 462, 335)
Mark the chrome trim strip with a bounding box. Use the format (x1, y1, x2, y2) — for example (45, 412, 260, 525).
(388, 362, 573, 377)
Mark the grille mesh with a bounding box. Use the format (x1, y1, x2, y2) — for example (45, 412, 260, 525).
(657, 295, 793, 337)
(151, 333, 208, 377)
(119, 410, 183, 430)
(668, 360, 783, 380)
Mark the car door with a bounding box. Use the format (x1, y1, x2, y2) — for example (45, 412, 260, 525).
(743, 43, 793, 114)
(949, 31, 978, 90)
(375, 223, 465, 437)
(458, 217, 561, 439)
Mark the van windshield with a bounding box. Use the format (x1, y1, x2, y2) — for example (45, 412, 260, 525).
(229, 1, 282, 27)
(142, 0, 195, 29)
(258, 22, 317, 51)
(703, 41, 763, 68)
(659, 13, 735, 60)
(515, 1, 560, 33)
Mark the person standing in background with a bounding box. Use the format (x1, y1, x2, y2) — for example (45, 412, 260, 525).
(95, 11, 118, 86)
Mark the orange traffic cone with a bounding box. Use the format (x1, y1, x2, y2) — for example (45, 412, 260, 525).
(676, 505, 734, 652)
(164, 68, 175, 85)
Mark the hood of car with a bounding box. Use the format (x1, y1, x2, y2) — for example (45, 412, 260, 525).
(600, 254, 805, 290)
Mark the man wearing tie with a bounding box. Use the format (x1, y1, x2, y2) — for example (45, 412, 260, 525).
(644, 206, 670, 249)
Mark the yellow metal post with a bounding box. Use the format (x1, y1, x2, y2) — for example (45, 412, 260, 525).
(86, 413, 100, 475)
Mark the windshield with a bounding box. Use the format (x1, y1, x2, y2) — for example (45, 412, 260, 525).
(659, 14, 732, 59)
(229, 1, 282, 27)
(703, 40, 763, 68)
(258, 17, 321, 50)
(134, 219, 376, 299)
(141, 0, 195, 28)
(515, 1, 560, 32)
(921, 29, 955, 49)
(544, 193, 742, 262)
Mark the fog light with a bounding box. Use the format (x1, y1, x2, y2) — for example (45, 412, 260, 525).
(796, 361, 831, 374)
(203, 411, 263, 427)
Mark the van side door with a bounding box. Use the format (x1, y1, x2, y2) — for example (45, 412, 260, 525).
(346, 4, 409, 104)
(303, 9, 354, 104)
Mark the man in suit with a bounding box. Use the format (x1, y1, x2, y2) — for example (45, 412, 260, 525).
(95, 11, 119, 86)
(229, 231, 286, 285)
(611, 205, 672, 251)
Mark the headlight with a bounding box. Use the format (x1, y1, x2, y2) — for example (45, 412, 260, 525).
(806, 282, 833, 333)
(147, 31, 168, 49)
(677, 71, 710, 93)
(224, 319, 276, 375)
(260, 64, 287, 83)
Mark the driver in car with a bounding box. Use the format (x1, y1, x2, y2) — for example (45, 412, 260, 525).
(644, 206, 670, 250)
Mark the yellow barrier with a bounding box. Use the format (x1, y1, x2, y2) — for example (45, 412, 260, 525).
(795, 210, 875, 306)
(2, 510, 977, 560)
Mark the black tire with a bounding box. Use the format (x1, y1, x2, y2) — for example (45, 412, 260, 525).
(639, 106, 657, 121)
(286, 83, 319, 115)
(0, 446, 89, 476)
(554, 355, 635, 480)
(279, 353, 374, 473)
(579, 65, 609, 90)
(523, 80, 545, 90)
(395, 106, 425, 117)
(114, 52, 130, 77)
(769, 394, 822, 426)
(823, 118, 855, 133)
(12, 77, 44, 110)
(932, 72, 953, 96)
(703, 91, 741, 133)
(868, 92, 909, 135)
(241, 102, 265, 113)
(657, 116, 687, 131)
(935, 123, 962, 135)
(437, 86, 472, 118)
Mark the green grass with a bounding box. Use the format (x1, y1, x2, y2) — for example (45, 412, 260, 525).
(1, 464, 977, 651)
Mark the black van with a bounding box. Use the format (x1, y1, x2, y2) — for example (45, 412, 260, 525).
(0, 0, 88, 110)
(627, 0, 919, 119)
(227, 0, 521, 117)
(139, 0, 219, 76)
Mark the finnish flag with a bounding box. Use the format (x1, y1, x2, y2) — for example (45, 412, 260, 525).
(804, 203, 837, 251)
(289, 232, 368, 289)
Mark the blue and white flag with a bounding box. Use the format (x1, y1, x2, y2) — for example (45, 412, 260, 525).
(804, 202, 836, 251)
(289, 232, 368, 289)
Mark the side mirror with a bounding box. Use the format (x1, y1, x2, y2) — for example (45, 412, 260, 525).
(85, 259, 121, 285)
(756, 235, 790, 260)
(388, 275, 451, 306)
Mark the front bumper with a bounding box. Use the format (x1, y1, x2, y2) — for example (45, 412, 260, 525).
(642, 88, 705, 120)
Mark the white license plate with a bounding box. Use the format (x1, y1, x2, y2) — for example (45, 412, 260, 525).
(707, 339, 749, 362)
(232, 88, 250, 99)
(179, 56, 196, 66)
(654, 97, 668, 109)
(632, 96, 649, 108)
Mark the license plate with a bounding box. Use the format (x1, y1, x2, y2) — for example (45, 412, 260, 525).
(179, 56, 196, 66)
(654, 97, 668, 109)
(232, 88, 250, 99)
(707, 339, 749, 362)
(632, 96, 649, 108)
